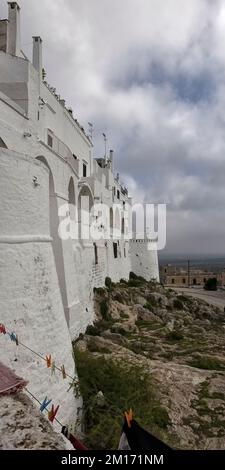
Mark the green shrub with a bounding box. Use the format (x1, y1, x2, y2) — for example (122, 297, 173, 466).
(173, 299, 183, 310)
(166, 330, 184, 342)
(86, 325, 100, 336)
(73, 349, 171, 450)
(105, 277, 112, 289)
(204, 278, 217, 291)
(94, 287, 106, 295)
(129, 271, 138, 280)
(120, 312, 129, 319)
(189, 356, 225, 371)
(100, 300, 110, 320)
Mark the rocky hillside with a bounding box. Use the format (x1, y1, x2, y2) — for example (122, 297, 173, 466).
(74, 274, 225, 450)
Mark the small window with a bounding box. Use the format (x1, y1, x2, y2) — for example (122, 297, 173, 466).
(117, 190, 120, 199)
(121, 217, 125, 235)
(83, 163, 87, 177)
(164, 268, 167, 273)
(73, 154, 77, 160)
(113, 242, 118, 259)
(37, 111, 40, 121)
(172, 278, 175, 284)
(124, 247, 126, 258)
(193, 278, 197, 285)
(183, 278, 186, 284)
(48, 134, 53, 148)
(93, 243, 98, 265)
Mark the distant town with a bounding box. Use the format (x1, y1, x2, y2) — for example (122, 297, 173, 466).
(159, 259, 225, 288)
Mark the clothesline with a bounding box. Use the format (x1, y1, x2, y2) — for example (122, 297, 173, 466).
(25, 387, 63, 427)
(0, 323, 78, 384)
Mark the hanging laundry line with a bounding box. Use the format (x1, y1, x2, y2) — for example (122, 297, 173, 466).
(0, 323, 78, 384)
(25, 387, 88, 450)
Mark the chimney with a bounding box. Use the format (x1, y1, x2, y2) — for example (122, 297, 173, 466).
(59, 98, 66, 107)
(7, 2, 21, 56)
(32, 36, 42, 77)
(109, 149, 114, 172)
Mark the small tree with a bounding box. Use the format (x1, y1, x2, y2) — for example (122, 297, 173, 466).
(204, 277, 217, 291)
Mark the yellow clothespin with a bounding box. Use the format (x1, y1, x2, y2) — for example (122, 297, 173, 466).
(61, 364, 66, 379)
(124, 408, 133, 428)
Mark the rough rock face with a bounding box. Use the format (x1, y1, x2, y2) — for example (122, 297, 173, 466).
(79, 279, 225, 449)
(0, 392, 67, 450)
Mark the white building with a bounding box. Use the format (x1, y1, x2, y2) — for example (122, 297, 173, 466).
(0, 2, 159, 430)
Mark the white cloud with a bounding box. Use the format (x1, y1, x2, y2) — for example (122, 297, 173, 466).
(1, 0, 224, 255)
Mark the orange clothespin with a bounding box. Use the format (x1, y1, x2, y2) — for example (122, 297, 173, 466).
(124, 409, 133, 428)
(46, 354, 52, 368)
(61, 364, 66, 379)
(48, 404, 59, 423)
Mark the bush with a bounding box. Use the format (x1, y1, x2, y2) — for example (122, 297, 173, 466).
(129, 271, 138, 280)
(166, 330, 184, 342)
(86, 325, 100, 336)
(105, 277, 112, 289)
(73, 349, 171, 450)
(173, 299, 183, 310)
(189, 356, 225, 371)
(100, 300, 110, 320)
(204, 278, 217, 291)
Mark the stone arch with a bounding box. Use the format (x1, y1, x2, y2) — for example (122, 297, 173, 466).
(0, 137, 7, 148)
(78, 184, 94, 240)
(36, 156, 68, 323)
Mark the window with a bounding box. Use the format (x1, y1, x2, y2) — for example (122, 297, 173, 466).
(172, 278, 175, 284)
(193, 278, 197, 285)
(83, 163, 87, 177)
(124, 247, 126, 258)
(117, 190, 120, 199)
(183, 278, 186, 284)
(47, 133, 53, 148)
(113, 242, 118, 259)
(121, 217, 125, 235)
(93, 243, 98, 265)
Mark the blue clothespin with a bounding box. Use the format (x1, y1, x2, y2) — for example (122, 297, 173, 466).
(10, 332, 18, 345)
(40, 396, 52, 412)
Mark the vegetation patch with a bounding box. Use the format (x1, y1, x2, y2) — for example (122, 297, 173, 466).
(73, 348, 171, 450)
(173, 299, 184, 310)
(166, 330, 184, 342)
(189, 356, 225, 371)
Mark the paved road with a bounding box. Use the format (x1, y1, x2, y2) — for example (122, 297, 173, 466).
(171, 287, 225, 311)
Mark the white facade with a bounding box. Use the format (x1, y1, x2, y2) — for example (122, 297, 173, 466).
(0, 2, 159, 429)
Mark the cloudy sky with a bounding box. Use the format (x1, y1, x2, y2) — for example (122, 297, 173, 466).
(1, 0, 225, 257)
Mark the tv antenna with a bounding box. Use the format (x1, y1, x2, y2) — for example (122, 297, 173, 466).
(88, 122, 94, 141)
(102, 133, 107, 158)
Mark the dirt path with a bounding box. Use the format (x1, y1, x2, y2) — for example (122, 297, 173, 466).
(172, 287, 225, 311)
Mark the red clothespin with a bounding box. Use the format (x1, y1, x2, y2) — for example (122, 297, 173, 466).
(46, 354, 52, 368)
(61, 364, 66, 379)
(48, 404, 59, 423)
(0, 324, 6, 335)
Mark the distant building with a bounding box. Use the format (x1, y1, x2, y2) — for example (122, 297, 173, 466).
(160, 264, 225, 287)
